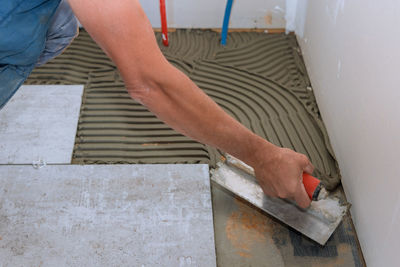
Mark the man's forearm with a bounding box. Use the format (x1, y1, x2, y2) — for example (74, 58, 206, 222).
(132, 62, 274, 167)
(69, 0, 275, 167)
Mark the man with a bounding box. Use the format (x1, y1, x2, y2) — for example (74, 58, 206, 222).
(0, 0, 314, 208)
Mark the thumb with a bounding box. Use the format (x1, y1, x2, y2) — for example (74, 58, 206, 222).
(298, 154, 314, 175)
(303, 161, 314, 175)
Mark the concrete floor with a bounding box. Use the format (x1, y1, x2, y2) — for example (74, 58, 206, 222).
(0, 164, 216, 266)
(19, 32, 366, 265)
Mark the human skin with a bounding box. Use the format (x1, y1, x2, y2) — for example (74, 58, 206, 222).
(68, 0, 314, 208)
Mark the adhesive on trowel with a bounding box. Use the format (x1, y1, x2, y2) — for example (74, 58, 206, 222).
(211, 154, 349, 245)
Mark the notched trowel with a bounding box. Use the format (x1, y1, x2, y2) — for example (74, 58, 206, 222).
(211, 154, 349, 245)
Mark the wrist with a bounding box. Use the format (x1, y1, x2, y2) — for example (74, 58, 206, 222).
(246, 135, 279, 168)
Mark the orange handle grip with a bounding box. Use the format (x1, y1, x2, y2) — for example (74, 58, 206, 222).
(303, 173, 321, 200)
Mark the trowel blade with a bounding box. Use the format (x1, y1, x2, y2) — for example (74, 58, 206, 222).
(211, 160, 349, 245)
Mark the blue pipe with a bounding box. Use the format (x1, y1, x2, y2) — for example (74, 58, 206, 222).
(221, 0, 234, 46)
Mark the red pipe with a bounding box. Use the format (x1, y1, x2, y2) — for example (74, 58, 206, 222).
(160, 0, 169, 46)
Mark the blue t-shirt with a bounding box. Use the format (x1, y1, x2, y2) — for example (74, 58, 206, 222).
(0, 0, 61, 109)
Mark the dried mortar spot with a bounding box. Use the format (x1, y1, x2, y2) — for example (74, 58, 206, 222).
(225, 199, 274, 258)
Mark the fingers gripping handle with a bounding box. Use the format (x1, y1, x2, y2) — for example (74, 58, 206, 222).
(225, 154, 324, 201)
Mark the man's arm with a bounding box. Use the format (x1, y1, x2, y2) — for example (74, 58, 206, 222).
(68, 0, 314, 208)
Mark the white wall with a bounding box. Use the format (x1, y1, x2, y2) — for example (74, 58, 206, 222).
(139, 0, 286, 28)
(297, 1, 400, 266)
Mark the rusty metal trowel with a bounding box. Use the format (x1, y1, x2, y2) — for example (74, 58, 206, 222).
(211, 154, 349, 245)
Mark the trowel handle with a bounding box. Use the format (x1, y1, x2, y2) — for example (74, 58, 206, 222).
(303, 173, 322, 201)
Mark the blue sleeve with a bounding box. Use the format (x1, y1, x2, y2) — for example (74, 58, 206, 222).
(0, 0, 61, 109)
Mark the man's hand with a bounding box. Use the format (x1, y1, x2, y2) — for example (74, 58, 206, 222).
(252, 143, 315, 208)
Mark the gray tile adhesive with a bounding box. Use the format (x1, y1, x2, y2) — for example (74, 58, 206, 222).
(26, 29, 341, 189)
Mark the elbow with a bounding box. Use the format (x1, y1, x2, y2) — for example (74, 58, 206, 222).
(126, 80, 152, 104)
(124, 74, 162, 105)
(123, 61, 174, 105)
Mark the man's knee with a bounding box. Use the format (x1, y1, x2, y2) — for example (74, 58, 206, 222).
(36, 0, 79, 66)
